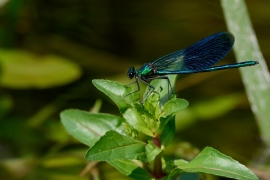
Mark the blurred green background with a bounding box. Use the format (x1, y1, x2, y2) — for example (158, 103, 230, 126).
(0, 0, 269, 179)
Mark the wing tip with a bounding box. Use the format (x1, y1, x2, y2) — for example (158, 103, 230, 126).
(216, 32, 235, 44)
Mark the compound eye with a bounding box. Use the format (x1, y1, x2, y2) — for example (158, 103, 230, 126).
(127, 67, 135, 79)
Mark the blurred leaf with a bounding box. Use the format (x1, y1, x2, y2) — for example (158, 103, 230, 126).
(0, 49, 81, 89)
(175, 93, 246, 131)
(45, 120, 71, 143)
(90, 99, 102, 113)
(42, 156, 85, 168)
(164, 142, 200, 162)
(30, 148, 89, 180)
(27, 103, 62, 128)
(108, 159, 154, 179)
(0, 118, 22, 140)
(0, 95, 13, 118)
(172, 147, 258, 180)
(0, 157, 35, 179)
(60, 109, 125, 147)
(0, 0, 9, 8)
(85, 130, 147, 162)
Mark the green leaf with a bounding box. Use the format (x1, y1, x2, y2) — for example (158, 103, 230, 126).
(174, 159, 188, 166)
(174, 147, 258, 180)
(146, 75, 178, 105)
(122, 106, 154, 137)
(93, 79, 157, 136)
(145, 141, 162, 162)
(0, 49, 81, 89)
(60, 109, 125, 147)
(160, 117, 175, 147)
(85, 130, 147, 162)
(92, 79, 139, 113)
(144, 92, 160, 118)
(122, 122, 139, 140)
(108, 160, 154, 180)
(157, 98, 187, 136)
(163, 98, 189, 117)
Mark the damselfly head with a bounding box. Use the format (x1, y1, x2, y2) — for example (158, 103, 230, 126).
(127, 67, 136, 79)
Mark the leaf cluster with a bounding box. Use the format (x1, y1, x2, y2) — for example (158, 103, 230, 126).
(60, 79, 258, 180)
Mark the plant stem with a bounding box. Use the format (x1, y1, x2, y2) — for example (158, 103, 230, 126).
(153, 137, 163, 179)
(221, 0, 270, 147)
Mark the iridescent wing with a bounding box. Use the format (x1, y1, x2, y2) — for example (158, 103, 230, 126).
(152, 32, 234, 74)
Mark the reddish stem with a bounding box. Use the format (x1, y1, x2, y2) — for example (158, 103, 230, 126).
(153, 137, 163, 179)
